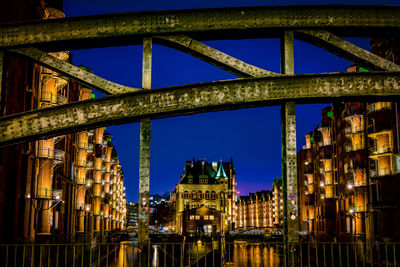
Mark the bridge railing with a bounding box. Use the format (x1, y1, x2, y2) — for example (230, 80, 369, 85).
(0, 241, 399, 266)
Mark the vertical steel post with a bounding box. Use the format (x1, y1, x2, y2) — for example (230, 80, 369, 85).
(0, 51, 5, 117)
(280, 30, 299, 267)
(138, 37, 152, 245)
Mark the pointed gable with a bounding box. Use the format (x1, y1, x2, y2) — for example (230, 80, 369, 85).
(215, 163, 228, 179)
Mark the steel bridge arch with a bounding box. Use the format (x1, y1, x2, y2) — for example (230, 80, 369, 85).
(1, 5, 400, 250)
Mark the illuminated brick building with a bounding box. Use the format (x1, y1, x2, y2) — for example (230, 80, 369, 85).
(173, 159, 236, 235)
(298, 100, 400, 242)
(0, 0, 127, 243)
(236, 178, 282, 230)
(298, 38, 400, 242)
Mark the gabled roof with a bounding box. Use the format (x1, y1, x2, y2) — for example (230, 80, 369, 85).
(215, 163, 227, 179)
(178, 159, 233, 185)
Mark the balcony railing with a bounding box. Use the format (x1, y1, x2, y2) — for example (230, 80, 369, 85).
(76, 177, 85, 185)
(320, 167, 332, 173)
(37, 148, 54, 159)
(354, 205, 367, 212)
(57, 94, 68, 105)
(54, 149, 65, 163)
(369, 144, 392, 155)
(354, 179, 367, 187)
(367, 102, 392, 114)
(77, 142, 88, 150)
(40, 93, 68, 105)
(345, 143, 364, 152)
(370, 168, 393, 178)
(319, 140, 331, 147)
(86, 160, 94, 169)
(345, 125, 363, 135)
(87, 143, 94, 151)
(76, 160, 86, 167)
(35, 188, 62, 200)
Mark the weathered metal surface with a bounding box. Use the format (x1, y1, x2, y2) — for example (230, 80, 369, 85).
(0, 51, 4, 116)
(296, 30, 400, 72)
(138, 119, 151, 243)
(138, 38, 152, 244)
(0, 72, 399, 147)
(9, 48, 140, 95)
(280, 31, 299, 267)
(0, 6, 400, 50)
(154, 35, 277, 77)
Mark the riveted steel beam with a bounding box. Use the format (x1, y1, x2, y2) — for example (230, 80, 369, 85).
(154, 35, 277, 77)
(9, 48, 140, 95)
(0, 72, 399, 147)
(0, 51, 5, 116)
(281, 31, 299, 267)
(0, 6, 400, 50)
(295, 30, 400, 72)
(138, 37, 152, 244)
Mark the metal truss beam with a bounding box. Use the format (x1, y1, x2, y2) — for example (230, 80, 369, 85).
(295, 30, 400, 72)
(0, 6, 399, 50)
(154, 35, 277, 77)
(0, 51, 5, 116)
(138, 37, 152, 244)
(9, 48, 140, 95)
(0, 72, 399, 147)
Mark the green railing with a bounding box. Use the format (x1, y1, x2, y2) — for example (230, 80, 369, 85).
(0, 241, 399, 266)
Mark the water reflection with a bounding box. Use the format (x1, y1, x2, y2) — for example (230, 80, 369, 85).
(231, 242, 283, 267)
(109, 242, 139, 267)
(108, 241, 283, 267)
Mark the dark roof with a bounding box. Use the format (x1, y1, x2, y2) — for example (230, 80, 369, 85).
(178, 159, 234, 185)
(238, 190, 272, 203)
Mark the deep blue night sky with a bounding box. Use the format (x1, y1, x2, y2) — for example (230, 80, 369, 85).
(63, 0, 397, 202)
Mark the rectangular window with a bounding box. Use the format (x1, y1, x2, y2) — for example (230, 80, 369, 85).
(195, 215, 200, 220)
(204, 215, 209, 220)
(209, 215, 214, 220)
(190, 215, 195, 220)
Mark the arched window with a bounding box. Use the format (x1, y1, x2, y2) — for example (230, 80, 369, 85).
(184, 190, 188, 199)
(205, 191, 210, 199)
(191, 190, 196, 199)
(197, 190, 202, 199)
(211, 191, 216, 200)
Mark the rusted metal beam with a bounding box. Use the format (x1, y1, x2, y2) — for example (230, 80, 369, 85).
(0, 51, 5, 116)
(0, 72, 399, 147)
(138, 37, 151, 244)
(0, 6, 400, 50)
(9, 48, 140, 95)
(154, 35, 277, 77)
(295, 30, 400, 72)
(280, 31, 299, 267)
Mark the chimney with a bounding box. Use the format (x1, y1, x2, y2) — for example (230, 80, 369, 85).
(212, 161, 218, 172)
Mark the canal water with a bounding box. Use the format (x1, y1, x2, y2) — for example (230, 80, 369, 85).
(107, 241, 284, 267)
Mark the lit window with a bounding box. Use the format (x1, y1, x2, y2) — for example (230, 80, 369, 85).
(204, 215, 209, 220)
(190, 215, 195, 220)
(209, 215, 214, 220)
(195, 215, 200, 220)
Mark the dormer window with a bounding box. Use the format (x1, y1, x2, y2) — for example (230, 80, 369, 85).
(188, 175, 193, 184)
